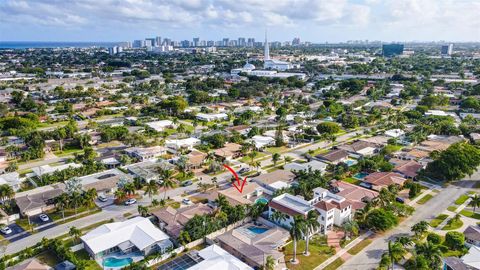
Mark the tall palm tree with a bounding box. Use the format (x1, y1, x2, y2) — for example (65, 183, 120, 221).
(158, 169, 175, 201)
(416, 241, 443, 269)
(70, 192, 82, 215)
(271, 211, 288, 225)
(123, 182, 136, 196)
(215, 194, 229, 209)
(343, 219, 359, 240)
(55, 193, 69, 221)
(471, 194, 480, 213)
(84, 188, 98, 210)
(304, 211, 320, 256)
(145, 180, 158, 199)
(272, 153, 281, 166)
(289, 215, 305, 264)
(411, 221, 429, 238)
(69, 226, 81, 244)
(137, 205, 149, 217)
(386, 240, 406, 270)
(114, 190, 127, 202)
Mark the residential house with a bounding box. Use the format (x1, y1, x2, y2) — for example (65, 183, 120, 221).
(330, 180, 379, 211)
(390, 158, 424, 179)
(145, 120, 175, 132)
(29, 163, 82, 178)
(362, 172, 407, 191)
(250, 135, 275, 149)
(165, 138, 201, 153)
(284, 160, 328, 174)
(464, 225, 480, 248)
(338, 140, 381, 157)
(152, 203, 214, 238)
(77, 169, 133, 195)
(124, 160, 175, 182)
(124, 146, 167, 161)
(81, 217, 173, 260)
(176, 244, 253, 270)
(315, 149, 349, 164)
(250, 170, 295, 195)
(204, 182, 264, 206)
(216, 222, 289, 269)
(214, 143, 242, 161)
(15, 183, 66, 217)
(444, 246, 480, 270)
(384, 129, 405, 138)
(226, 125, 251, 136)
(186, 150, 207, 170)
(0, 172, 22, 191)
(7, 259, 51, 270)
(196, 113, 228, 122)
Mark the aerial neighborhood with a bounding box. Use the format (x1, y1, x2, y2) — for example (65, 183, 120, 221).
(0, 33, 480, 270)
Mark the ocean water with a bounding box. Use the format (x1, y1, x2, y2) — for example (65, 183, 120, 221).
(0, 41, 119, 49)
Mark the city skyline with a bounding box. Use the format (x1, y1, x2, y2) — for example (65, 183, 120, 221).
(1, 0, 480, 43)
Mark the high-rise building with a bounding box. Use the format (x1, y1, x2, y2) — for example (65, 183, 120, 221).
(222, 38, 229, 47)
(238, 37, 246, 47)
(193, 37, 200, 47)
(264, 31, 270, 61)
(207, 40, 215, 47)
(145, 38, 155, 47)
(382, 44, 404, 57)
(181, 40, 190, 47)
(292, 37, 300, 46)
(118, 42, 131, 48)
(163, 38, 172, 46)
(155, 36, 162, 47)
(441, 44, 453, 55)
(247, 38, 255, 47)
(132, 40, 145, 48)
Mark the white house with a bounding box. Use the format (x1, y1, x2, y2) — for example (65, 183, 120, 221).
(384, 129, 405, 138)
(165, 138, 201, 153)
(145, 120, 175, 132)
(250, 135, 275, 149)
(125, 146, 166, 161)
(29, 163, 82, 178)
(196, 113, 228, 122)
(187, 244, 253, 270)
(0, 172, 21, 191)
(81, 217, 173, 260)
(284, 160, 328, 174)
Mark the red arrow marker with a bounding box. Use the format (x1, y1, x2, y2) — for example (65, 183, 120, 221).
(223, 164, 248, 194)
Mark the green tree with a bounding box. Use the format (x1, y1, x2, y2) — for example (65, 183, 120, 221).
(272, 153, 281, 166)
(69, 226, 81, 244)
(445, 231, 465, 250)
(411, 221, 429, 238)
(289, 215, 305, 264)
(471, 194, 480, 213)
(145, 180, 159, 199)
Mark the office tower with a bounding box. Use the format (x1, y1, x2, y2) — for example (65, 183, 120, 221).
(441, 44, 453, 55)
(145, 39, 154, 47)
(292, 37, 300, 46)
(132, 40, 144, 48)
(222, 38, 229, 47)
(382, 44, 404, 57)
(207, 40, 215, 47)
(162, 38, 172, 46)
(238, 37, 246, 47)
(118, 42, 131, 48)
(155, 36, 162, 47)
(181, 40, 190, 47)
(199, 40, 206, 47)
(247, 38, 255, 47)
(193, 37, 200, 47)
(215, 41, 223, 46)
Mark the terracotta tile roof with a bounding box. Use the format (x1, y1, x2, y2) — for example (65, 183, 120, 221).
(314, 200, 337, 211)
(393, 160, 423, 178)
(364, 172, 407, 188)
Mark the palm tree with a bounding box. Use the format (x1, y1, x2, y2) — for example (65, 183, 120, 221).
(211, 177, 218, 188)
(69, 226, 81, 244)
(471, 194, 480, 213)
(70, 192, 82, 215)
(123, 182, 136, 196)
(158, 169, 175, 201)
(265, 255, 276, 270)
(248, 151, 258, 163)
(272, 153, 281, 166)
(395, 236, 413, 248)
(343, 219, 359, 240)
(114, 190, 127, 202)
(137, 205, 149, 217)
(411, 221, 429, 238)
(289, 215, 305, 264)
(284, 156, 293, 165)
(55, 193, 69, 221)
(84, 188, 98, 210)
(248, 203, 265, 221)
(304, 211, 320, 256)
(271, 211, 288, 225)
(215, 194, 229, 209)
(145, 180, 158, 199)
(252, 160, 261, 172)
(385, 240, 406, 270)
(416, 241, 443, 269)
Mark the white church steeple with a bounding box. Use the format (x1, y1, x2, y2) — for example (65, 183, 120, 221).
(264, 29, 270, 61)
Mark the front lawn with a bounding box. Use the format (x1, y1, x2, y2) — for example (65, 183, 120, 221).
(447, 206, 458, 212)
(441, 219, 464, 230)
(454, 194, 470, 205)
(460, 210, 480, 219)
(284, 235, 335, 270)
(266, 146, 289, 154)
(416, 194, 433, 205)
(238, 152, 268, 163)
(347, 239, 372, 255)
(323, 258, 345, 270)
(429, 214, 449, 228)
(75, 250, 102, 270)
(343, 178, 360, 185)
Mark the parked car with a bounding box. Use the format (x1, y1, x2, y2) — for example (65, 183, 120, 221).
(98, 195, 108, 202)
(181, 180, 193, 187)
(124, 198, 137, 205)
(396, 197, 405, 204)
(238, 168, 250, 175)
(0, 226, 12, 235)
(39, 214, 49, 222)
(182, 198, 192, 205)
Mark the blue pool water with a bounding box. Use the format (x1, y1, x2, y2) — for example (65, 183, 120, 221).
(353, 172, 368, 179)
(344, 159, 357, 166)
(247, 226, 269, 234)
(256, 197, 269, 204)
(103, 257, 133, 267)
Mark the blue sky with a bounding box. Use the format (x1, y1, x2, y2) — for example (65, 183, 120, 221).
(1, 0, 479, 42)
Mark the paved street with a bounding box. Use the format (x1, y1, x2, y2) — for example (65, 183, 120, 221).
(339, 171, 480, 270)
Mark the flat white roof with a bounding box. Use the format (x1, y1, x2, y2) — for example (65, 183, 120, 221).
(188, 244, 253, 270)
(146, 120, 174, 131)
(81, 217, 171, 255)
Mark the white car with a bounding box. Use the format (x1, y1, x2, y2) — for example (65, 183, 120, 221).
(39, 214, 49, 222)
(182, 198, 192, 205)
(124, 198, 137, 205)
(98, 195, 108, 202)
(0, 226, 12, 235)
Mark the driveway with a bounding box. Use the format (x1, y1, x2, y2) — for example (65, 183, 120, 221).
(339, 173, 479, 270)
(2, 224, 31, 243)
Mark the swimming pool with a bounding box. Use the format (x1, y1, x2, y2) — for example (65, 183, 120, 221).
(255, 197, 269, 204)
(103, 257, 133, 268)
(353, 172, 368, 179)
(247, 226, 269, 234)
(344, 159, 357, 166)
